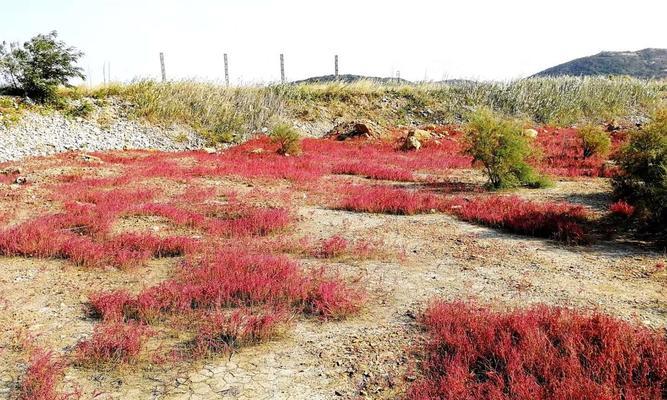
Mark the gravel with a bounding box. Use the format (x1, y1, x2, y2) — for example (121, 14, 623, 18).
(0, 111, 207, 162)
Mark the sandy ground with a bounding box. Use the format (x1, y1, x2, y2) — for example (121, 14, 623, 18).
(0, 163, 666, 400)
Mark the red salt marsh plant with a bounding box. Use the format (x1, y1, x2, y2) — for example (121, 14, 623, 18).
(312, 235, 349, 259)
(192, 308, 287, 357)
(534, 127, 626, 177)
(337, 185, 589, 243)
(609, 200, 636, 218)
(133, 202, 291, 237)
(0, 216, 196, 269)
(17, 350, 75, 400)
(339, 185, 442, 215)
(445, 196, 590, 243)
(331, 161, 415, 182)
(87, 249, 365, 356)
(407, 301, 667, 400)
(74, 322, 150, 366)
(303, 277, 365, 320)
(309, 235, 381, 260)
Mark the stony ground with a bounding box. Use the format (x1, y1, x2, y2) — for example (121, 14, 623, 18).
(0, 107, 205, 162)
(0, 158, 665, 400)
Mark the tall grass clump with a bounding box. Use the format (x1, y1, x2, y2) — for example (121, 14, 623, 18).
(465, 108, 550, 189)
(270, 123, 301, 155)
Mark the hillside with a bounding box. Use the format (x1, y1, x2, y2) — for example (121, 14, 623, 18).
(534, 48, 667, 79)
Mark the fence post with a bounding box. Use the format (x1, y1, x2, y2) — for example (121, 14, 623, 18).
(335, 54, 339, 78)
(160, 52, 166, 82)
(280, 53, 285, 83)
(224, 53, 229, 86)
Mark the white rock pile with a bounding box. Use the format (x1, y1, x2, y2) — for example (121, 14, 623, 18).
(0, 111, 207, 162)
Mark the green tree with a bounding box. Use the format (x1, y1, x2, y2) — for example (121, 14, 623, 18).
(0, 31, 84, 102)
(465, 108, 549, 189)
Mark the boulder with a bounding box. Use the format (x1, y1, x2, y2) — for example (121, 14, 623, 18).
(403, 135, 422, 151)
(410, 128, 432, 141)
(401, 128, 432, 151)
(326, 122, 373, 141)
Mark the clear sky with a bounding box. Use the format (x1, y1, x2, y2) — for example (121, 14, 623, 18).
(2, 0, 666, 85)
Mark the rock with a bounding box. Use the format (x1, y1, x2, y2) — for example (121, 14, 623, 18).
(606, 120, 622, 132)
(250, 148, 264, 154)
(0, 103, 207, 163)
(14, 176, 28, 185)
(403, 135, 421, 151)
(203, 147, 217, 154)
(402, 128, 431, 151)
(523, 128, 539, 138)
(326, 122, 373, 141)
(410, 128, 431, 141)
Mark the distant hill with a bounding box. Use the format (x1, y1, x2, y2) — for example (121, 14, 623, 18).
(294, 74, 411, 84)
(534, 48, 667, 79)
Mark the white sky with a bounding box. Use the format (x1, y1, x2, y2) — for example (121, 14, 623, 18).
(2, 0, 666, 85)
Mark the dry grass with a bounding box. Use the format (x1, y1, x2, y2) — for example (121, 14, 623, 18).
(49, 77, 665, 144)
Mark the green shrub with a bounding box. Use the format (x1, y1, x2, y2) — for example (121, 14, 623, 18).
(271, 123, 301, 156)
(578, 125, 611, 158)
(465, 108, 548, 189)
(0, 31, 84, 103)
(613, 108, 667, 229)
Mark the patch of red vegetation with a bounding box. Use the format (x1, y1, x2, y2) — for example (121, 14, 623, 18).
(444, 196, 590, 243)
(192, 308, 286, 356)
(88, 251, 364, 321)
(309, 235, 380, 260)
(312, 235, 349, 258)
(304, 278, 365, 320)
(609, 200, 636, 218)
(0, 217, 196, 269)
(331, 161, 414, 182)
(408, 301, 667, 400)
(75, 322, 150, 365)
(87, 249, 364, 357)
(338, 186, 589, 243)
(339, 185, 441, 215)
(534, 127, 626, 177)
(17, 349, 74, 400)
